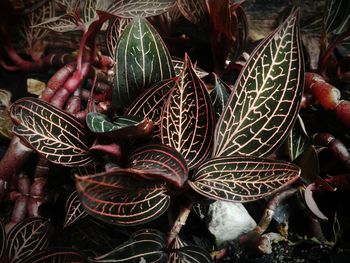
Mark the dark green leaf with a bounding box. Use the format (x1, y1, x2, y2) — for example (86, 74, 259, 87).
(325, 0, 350, 34)
(106, 17, 131, 59)
(10, 97, 93, 167)
(189, 156, 300, 202)
(128, 143, 188, 188)
(213, 11, 304, 157)
(86, 113, 154, 139)
(91, 229, 167, 262)
(107, 0, 176, 18)
(6, 218, 52, 263)
(286, 115, 309, 161)
(64, 191, 88, 228)
(172, 58, 209, 78)
(76, 170, 170, 225)
(21, 248, 86, 263)
(113, 17, 175, 107)
(161, 55, 215, 169)
(169, 246, 213, 263)
(297, 145, 319, 184)
(210, 74, 231, 120)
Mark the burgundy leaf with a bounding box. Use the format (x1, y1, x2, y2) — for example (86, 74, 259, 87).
(76, 170, 170, 225)
(21, 248, 86, 263)
(177, 0, 208, 26)
(6, 218, 52, 263)
(64, 191, 88, 228)
(128, 143, 188, 188)
(161, 54, 215, 169)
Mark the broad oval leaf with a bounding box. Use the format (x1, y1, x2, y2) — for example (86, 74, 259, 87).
(107, 0, 176, 18)
(64, 191, 88, 228)
(21, 248, 86, 263)
(128, 143, 188, 188)
(6, 218, 52, 263)
(169, 246, 213, 263)
(76, 170, 170, 225)
(210, 74, 231, 120)
(213, 11, 304, 157)
(0, 219, 5, 262)
(172, 58, 209, 79)
(86, 113, 154, 139)
(113, 17, 175, 108)
(161, 55, 215, 169)
(189, 156, 300, 202)
(10, 97, 94, 167)
(91, 229, 167, 263)
(106, 17, 131, 59)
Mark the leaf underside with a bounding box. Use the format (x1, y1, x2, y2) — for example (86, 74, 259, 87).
(213, 11, 304, 158)
(189, 156, 300, 202)
(76, 170, 170, 226)
(10, 97, 93, 167)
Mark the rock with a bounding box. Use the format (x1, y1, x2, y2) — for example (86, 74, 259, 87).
(207, 201, 256, 246)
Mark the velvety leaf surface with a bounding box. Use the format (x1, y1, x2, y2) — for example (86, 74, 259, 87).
(10, 97, 93, 167)
(76, 170, 170, 225)
(169, 246, 213, 263)
(113, 18, 175, 107)
(161, 55, 215, 169)
(6, 218, 52, 263)
(210, 74, 231, 120)
(0, 219, 5, 262)
(64, 191, 88, 228)
(189, 156, 300, 202)
(213, 11, 304, 157)
(107, 0, 176, 18)
(128, 143, 188, 188)
(91, 229, 167, 262)
(106, 17, 131, 59)
(21, 248, 86, 263)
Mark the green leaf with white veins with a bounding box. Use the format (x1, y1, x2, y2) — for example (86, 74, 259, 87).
(113, 17, 175, 108)
(213, 11, 304, 157)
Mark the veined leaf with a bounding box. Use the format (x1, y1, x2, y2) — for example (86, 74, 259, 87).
(86, 113, 154, 139)
(76, 170, 170, 225)
(286, 115, 309, 161)
(21, 248, 86, 263)
(106, 17, 131, 59)
(169, 246, 213, 263)
(6, 218, 52, 263)
(128, 143, 188, 188)
(324, 0, 350, 34)
(107, 0, 176, 18)
(189, 156, 300, 202)
(210, 74, 231, 120)
(91, 229, 167, 262)
(172, 58, 209, 79)
(0, 219, 5, 262)
(10, 97, 94, 167)
(161, 55, 215, 169)
(213, 11, 304, 157)
(177, 0, 208, 26)
(113, 18, 175, 108)
(64, 191, 88, 228)
(30, 13, 80, 33)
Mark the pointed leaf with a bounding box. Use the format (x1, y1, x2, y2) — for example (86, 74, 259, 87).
(0, 219, 5, 262)
(286, 115, 309, 161)
(128, 143, 188, 188)
(64, 191, 88, 228)
(113, 18, 175, 108)
(161, 55, 215, 169)
(169, 246, 213, 263)
(10, 97, 94, 167)
(325, 0, 350, 34)
(21, 248, 86, 263)
(173, 236, 191, 249)
(107, 0, 176, 18)
(210, 74, 231, 120)
(106, 17, 131, 59)
(297, 145, 319, 184)
(304, 184, 328, 220)
(177, 0, 208, 26)
(125, 78, 176, 138)
(172, 58, 209, 78)
(91, 229, 167, 262)
(189, 156, 300, 202)
(86, 113, 154, 139)
(31, 13, 80, 33)
(6, 218, 52, 263)
(76, 170, 170, 225)
(213, 12, 304, 157)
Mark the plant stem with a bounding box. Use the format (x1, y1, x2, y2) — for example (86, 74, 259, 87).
(167, 201, 193, 248)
